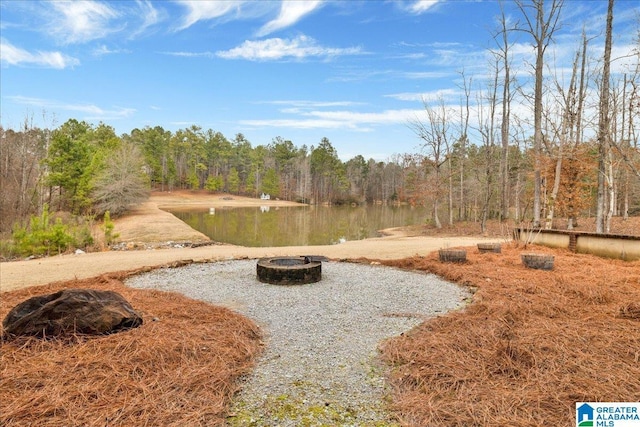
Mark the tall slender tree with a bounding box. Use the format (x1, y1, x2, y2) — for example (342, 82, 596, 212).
(476, 61, 500, 234)
(494, 4, 515, 221)
(515, 0, 564, 227)
(595, 0, 615, 233)
(457, 71, 472, 220)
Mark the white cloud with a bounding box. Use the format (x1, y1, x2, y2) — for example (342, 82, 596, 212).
(259, 100, 364, 108)
(174, 0, 244, 30)
(217, 35, 362, 61)
(174, 1, 321, 34)
(161, 51, 215, 58)
(611, 44, 640, 74)
(130, 0, 163, 38)
(257, 0, 323, 36)
(402, 71, 451, 79)
(92, 44, 130, 57)
(308, 108, 420, 124)
(48, 1, 120, 44)
(0, 39, 79, 68)
(8, 95, 135, 120)
(408, 0, 440, 14)
(386, 88, 459, 102)
(239, 107, 422, 131)
(324, 67, 452, 86)
(240, 117, 354, 130)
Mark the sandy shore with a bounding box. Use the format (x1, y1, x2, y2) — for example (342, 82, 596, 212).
(112, 191, 306, 243)
(0, 192, 500, 292)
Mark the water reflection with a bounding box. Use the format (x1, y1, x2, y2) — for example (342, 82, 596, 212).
(168, 205, 428, 247)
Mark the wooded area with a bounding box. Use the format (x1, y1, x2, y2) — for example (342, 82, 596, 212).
(1, 0, 638, 238)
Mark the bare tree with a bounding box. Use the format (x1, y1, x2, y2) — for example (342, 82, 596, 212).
(543, 40, 585, 229)
(409, 99, 454, 228)
(476, 62, 500, 234)
(92, 142, 150, 216)
(595, 0, 615, 233)
(0, 117, 48, 233)
(493, 3, 516, 221)
(457, 70, 472, 221)
(561, 29, 593, 230)
(516, 0, 564, 227)
(512, 117, 530, 222)
(609, 62, 640, 182)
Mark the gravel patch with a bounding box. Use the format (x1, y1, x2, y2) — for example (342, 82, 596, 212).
(126, 260, 470, 426)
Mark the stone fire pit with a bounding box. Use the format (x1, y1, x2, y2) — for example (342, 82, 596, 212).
(256, 256, 322, 285)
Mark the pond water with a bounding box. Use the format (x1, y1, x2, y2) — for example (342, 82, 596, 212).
(167, 204, 428, 247)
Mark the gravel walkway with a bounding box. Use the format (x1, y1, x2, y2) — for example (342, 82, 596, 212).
(126, 260, 470, 426)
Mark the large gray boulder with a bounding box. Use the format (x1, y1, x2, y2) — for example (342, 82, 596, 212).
(2, 288, 143, 338)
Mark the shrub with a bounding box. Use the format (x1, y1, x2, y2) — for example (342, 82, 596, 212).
(102, 211, 119, 245)
(10, 204, 93, 257)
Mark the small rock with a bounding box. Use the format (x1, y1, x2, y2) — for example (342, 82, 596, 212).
(75, 249, 85, 255)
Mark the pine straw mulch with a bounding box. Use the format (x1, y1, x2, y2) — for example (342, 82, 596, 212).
(0, 271, 263, 427)
(380, 243, 640, 426)
(1, 246, 639, 427)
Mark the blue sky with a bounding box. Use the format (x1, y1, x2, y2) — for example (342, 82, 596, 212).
(1, 1, 638, 161)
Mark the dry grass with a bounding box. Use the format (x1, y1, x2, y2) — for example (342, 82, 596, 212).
(0, 271, 263, 427)
(380, 244, 640, 426)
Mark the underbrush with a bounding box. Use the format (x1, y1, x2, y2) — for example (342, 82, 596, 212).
(1, 206, 118, 259)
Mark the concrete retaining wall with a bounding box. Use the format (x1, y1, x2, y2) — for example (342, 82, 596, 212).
(517, 228, 640, 261)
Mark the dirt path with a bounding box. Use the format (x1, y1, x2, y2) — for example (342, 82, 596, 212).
(0, 235, 501, 292)
(0, 191, 501, 292)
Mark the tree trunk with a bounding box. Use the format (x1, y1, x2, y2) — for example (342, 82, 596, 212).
(605, 148, 615, 232)
(623, 169, 629, 220)
(595, 0, 614, 233)
(545, 156, 562, 229)
(532, 15, 545, 228)
(515, 169, 521, 222)
(498, 6, 511, 221)
(448, 156, 454, 226)
(459, 72, 471, 221)
(434, 202, 441, 228)
(568, 31, 589, 230)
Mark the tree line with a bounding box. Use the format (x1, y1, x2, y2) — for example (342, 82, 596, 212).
(408, 0, 639, 232)
(1, 0, 638, 239)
